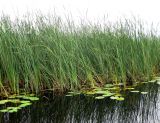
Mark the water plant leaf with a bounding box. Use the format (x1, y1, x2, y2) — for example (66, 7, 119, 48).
(66, 94, 73, 97)
(0, 109, 9, 112)
(157, 81, 160, 85)
(110, 96, 124, 101)
(102, 94, 112, 97)
(15, 95, 39, 101)
(116, 97, 124, 101)
(9, 99, 21, 103)
(0, 100, 8, 105)
(95, 91, 107, 94)
(20, 100, 31, 104)
(85, 91, 96, 95)
(125, 87, 135, 90)
(19, 103, 32, 108)
(148, 80, 156, 83)
(130, 90, 139, 93)
(110, 96, 118, 100)
(25, 97, 39, 101)
(141, 92, 148, 94)
(95, 96, 105, 99)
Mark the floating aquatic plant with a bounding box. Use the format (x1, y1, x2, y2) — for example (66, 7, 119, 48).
(157, 81, 160, 85)
(130, 90, 140, 93)
(141, 92, 148, 94)
(0, 94, 39, 113)
(95, 96, 105, 100)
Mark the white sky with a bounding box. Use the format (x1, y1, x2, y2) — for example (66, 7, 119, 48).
(0, 0, 160, 30)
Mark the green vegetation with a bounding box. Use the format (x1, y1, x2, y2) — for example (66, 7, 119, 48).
(65, 80, 160, 101)
(0, 15, 160, 95)
(0, 94, 39, 113)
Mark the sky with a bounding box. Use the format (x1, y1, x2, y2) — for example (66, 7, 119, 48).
(0, 0, 160, 30)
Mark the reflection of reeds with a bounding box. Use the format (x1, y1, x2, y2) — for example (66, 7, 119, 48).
(0, 15, 160, 94)
(1, 84, 159, 123)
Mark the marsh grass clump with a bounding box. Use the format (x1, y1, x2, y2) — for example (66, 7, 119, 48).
(0, 15, 160, 95)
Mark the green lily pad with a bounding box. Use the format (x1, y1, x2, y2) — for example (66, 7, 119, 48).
(66, 94, 73, 97)
(25, 97, 39, 101)
(102, 94, 112, 97)
(130, 90, 140, 93)
(85, 91, 96, 95)
(157, 81, 160, 85)
(116, 97, 125, 101)
(125, 87, 135, 90)
(9, 99, 21, 103)
(0, 100, 8, 105)
(19, 103, 32, 108)
(67, 92, 80, 95)
(110, 96, 124, 101)
(95, 91, 108, 94)
(148, 80, 156, 83)
(0, 109, 9, 112)
(141, 92, 148, 94)
(95, 96, 105, 99)
(20, 100, 31, 104)
(110, 96, 118, 100)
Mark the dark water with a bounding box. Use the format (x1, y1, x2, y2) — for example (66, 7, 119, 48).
(0, 83, 160, 123)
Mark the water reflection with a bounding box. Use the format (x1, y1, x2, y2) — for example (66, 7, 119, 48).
(1, 83, 160, 123)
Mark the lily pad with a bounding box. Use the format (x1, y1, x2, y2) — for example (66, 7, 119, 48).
(125, 87, 135, 90)
(110, 96, 124, 101)
(19, 103, 32, 108)
(141, 92, 148, 94)
(130, 90, 140, 93)
(85, 91, 96, 95)
(157, 81, 160, 85)
(20, 100, 31, 103)
(95, 91, 108, 94)
(0, 109, 9, 112)
(66, 94, 73, 97)
(0, 100, 8, 105)
(148, 80, 156, 83)
(110, 96, 118, 100)
(102, 94, 112, 97)
(116, 97, 125, 101)
(95, 96, 105, 99)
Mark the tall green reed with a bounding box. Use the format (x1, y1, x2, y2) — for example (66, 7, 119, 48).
(0, 15, 160, 94)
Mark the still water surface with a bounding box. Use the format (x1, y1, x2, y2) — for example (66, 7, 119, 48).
(1, 83, 160, 123)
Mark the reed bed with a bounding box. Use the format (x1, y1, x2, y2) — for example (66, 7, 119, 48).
(0, 15, 160, 94)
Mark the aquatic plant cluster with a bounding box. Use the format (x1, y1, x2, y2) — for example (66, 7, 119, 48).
(66, 77, 160, 101)
(0, 15, 160, 94)
(0, 94, 39, 113)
